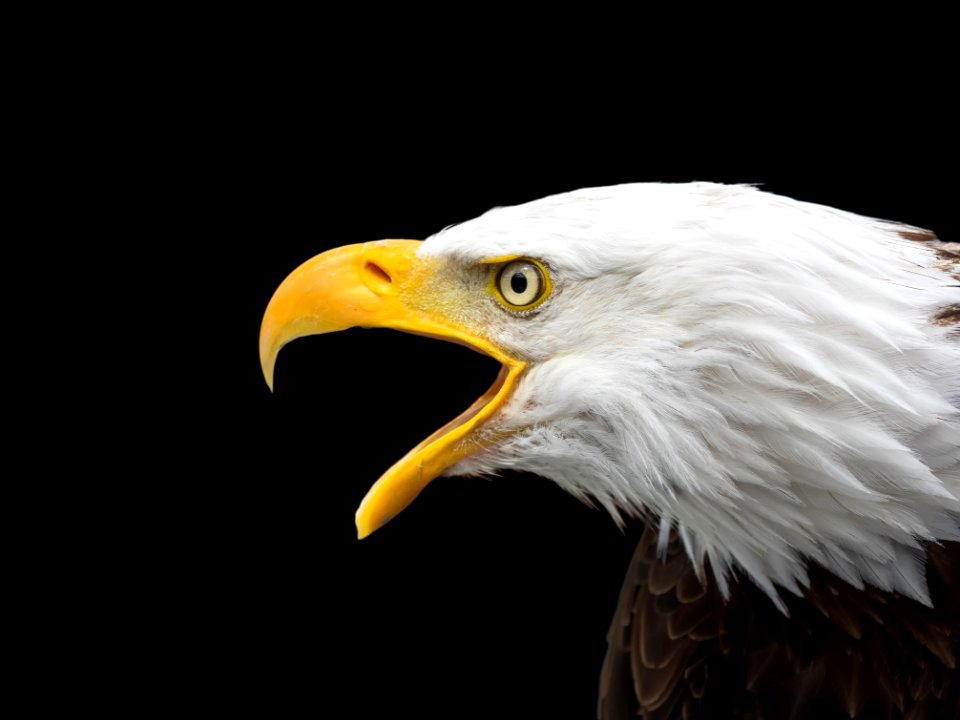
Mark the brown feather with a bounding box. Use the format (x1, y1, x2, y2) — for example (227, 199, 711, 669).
(647, 555, 691, 595)
(598, 526, 960, 719)
(675, 571, 707, 603)
(897, 607, 956, 669)
(666, 597, 715, 641)
(897, 226, 960, 331)
(933, 305, 960, 328)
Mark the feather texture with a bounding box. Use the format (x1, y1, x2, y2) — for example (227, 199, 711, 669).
(422, 183, 960, 606)
(598, 525, 960, 719)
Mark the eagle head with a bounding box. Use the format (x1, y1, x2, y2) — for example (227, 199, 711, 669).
(260, 183, 960, 610)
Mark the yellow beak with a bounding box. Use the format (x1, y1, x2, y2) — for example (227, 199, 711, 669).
(259, 240, 524, 538)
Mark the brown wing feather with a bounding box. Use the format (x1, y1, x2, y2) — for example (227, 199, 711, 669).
(598, 526, 960, 719)
(598, 526, 724, 720)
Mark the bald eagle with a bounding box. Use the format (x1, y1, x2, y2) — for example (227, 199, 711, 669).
(259, 183, 960, 718)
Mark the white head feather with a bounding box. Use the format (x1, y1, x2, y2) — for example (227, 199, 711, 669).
(420, 183, 960, 610)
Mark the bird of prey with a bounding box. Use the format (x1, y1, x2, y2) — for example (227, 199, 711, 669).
(259, 183, 959, 718)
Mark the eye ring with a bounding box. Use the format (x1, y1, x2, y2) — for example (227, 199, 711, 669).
(493, 258, 551, 311)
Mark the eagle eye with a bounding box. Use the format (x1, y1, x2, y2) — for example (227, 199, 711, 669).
(494, 259, 551, 310)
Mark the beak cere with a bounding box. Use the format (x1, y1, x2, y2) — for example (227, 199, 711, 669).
(260, 240, 525, 538)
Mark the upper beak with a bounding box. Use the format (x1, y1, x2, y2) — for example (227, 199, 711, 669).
(260, 240, 524, 538)
(260, 240, 426, 391)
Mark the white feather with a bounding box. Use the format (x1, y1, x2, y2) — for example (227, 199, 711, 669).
(422, 183, 960, 608)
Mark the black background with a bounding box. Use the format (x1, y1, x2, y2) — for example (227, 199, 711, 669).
(145, 44, 956, 719)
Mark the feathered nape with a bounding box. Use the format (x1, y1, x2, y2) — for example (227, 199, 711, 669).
(431, 183, 960, 611)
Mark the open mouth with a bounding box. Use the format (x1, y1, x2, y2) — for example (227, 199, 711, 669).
(259, 239, 526, 538)
(401, 364, 512, 460)
(353, 360, 522, 538)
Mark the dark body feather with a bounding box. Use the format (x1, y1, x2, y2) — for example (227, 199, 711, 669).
(598, 526, 960, 719)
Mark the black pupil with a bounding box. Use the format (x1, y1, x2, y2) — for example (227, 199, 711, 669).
(510, 271, 529, 295)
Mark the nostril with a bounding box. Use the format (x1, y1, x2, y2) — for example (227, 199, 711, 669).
(364, 261, 392, 285)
